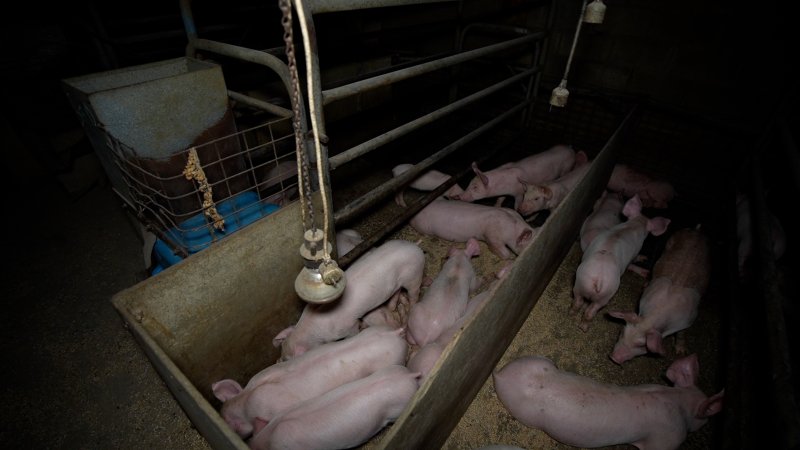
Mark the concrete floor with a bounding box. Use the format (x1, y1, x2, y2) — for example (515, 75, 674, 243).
(1, 119, 211, 448)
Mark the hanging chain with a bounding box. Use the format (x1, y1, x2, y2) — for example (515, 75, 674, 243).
(279, 0, 315, 234)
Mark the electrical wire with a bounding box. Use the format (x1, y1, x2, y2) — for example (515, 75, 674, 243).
(294, 0, 333, 262)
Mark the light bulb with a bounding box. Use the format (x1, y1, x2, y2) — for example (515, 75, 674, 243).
(584, 0, 606, 24)
(550, 80, 569, 108)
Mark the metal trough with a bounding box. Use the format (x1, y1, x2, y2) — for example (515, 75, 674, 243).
(110, 107, 632, 449)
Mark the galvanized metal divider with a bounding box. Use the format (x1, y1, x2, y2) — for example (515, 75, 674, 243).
(377, 105, 639, 449)
(289, 0, 548, 264)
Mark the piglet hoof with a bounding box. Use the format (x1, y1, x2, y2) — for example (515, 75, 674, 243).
(578, 320, 591, 333)
(627, 264, 650, 278)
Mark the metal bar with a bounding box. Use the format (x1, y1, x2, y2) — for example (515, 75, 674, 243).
(329, 67, 539, 170)
(179, 0, 198, 41)
(227, 90, 293, 118)
(323, 33, 544, 105)
(323, 51, 452, 90)
(186, 38, 317, 189)
(461, 22, 532, 37)
(189, 39, 291, 92)
(295, 0, 337, 243)
(333, 100, 529, 226)
(337, 131, 520, 268)
(307, 0, 457, 14)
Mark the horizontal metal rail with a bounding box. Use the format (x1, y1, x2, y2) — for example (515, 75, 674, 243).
(323, 32, 544, 105)
(337, 130, 521, 267)
(188, 39, 295, 112)
(227, 90, 293, 118)
(329, 66, 539, 170)
(305, 0, 457, 14)
(333, 100, 528, 226)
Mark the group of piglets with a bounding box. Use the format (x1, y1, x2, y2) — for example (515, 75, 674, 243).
(211, 225, 511, 449)
(213, 235, 426, 449)
(393, 144, 677, 261)
(493, 169, 725, 448)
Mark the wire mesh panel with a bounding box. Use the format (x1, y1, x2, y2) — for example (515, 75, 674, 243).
(107, 113, 297, 261)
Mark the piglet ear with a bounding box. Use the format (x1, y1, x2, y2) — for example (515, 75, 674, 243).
(542, 186, 554, 200)
(472, 162, 489, 187)
(272, 325, 295, 348)
(575, 150, 589, 166)
(645, 329, 664, 354)
(622, 195, 642, 219)
(212, 379, 243, 402)
(696, 390, 725, 419)
(648, 217, 671, 236)
(666, 353, 699, 388)
(253, 417, 270, 435)
(517, 228, 534, 246)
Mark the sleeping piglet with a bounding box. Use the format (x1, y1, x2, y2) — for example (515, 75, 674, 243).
(407, 238, 481, 347)
(249, 365, 420, 450)
(493, 353, 724, 450)
(259, 160, 299, 206)
(391, 163, 465, 207)
(335, 228, 364, 257)
(212, 325, 408, 439)
(410, 198, 536, 259)
(407, 262, 511, 381)
(572, 195, 670, 331)
(608, 226, 711, 364)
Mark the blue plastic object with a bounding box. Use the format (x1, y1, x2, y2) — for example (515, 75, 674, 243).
(151, 191, 279, 275)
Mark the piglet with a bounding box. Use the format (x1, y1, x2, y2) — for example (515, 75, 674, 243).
(572, 195, 670, 331)
(607, 163, 675, 208)
(579, 190, 625, 252)
(273, 239, 425, 360)
(392, 163, 465, 207)
(407, 238, 482, 347)
(454, 144, 577, 209)
(259, 160, 299, 206)
(407, 262, 511, 381)
(609, 226, 711, 364)
(249, 365, 420, 450)
(212, 325, 408, 439)
(493, 353, 724, 450)
(335, 228, 363, 257)
(517, 156, 591, 216)
(410, 198, 536, 259)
